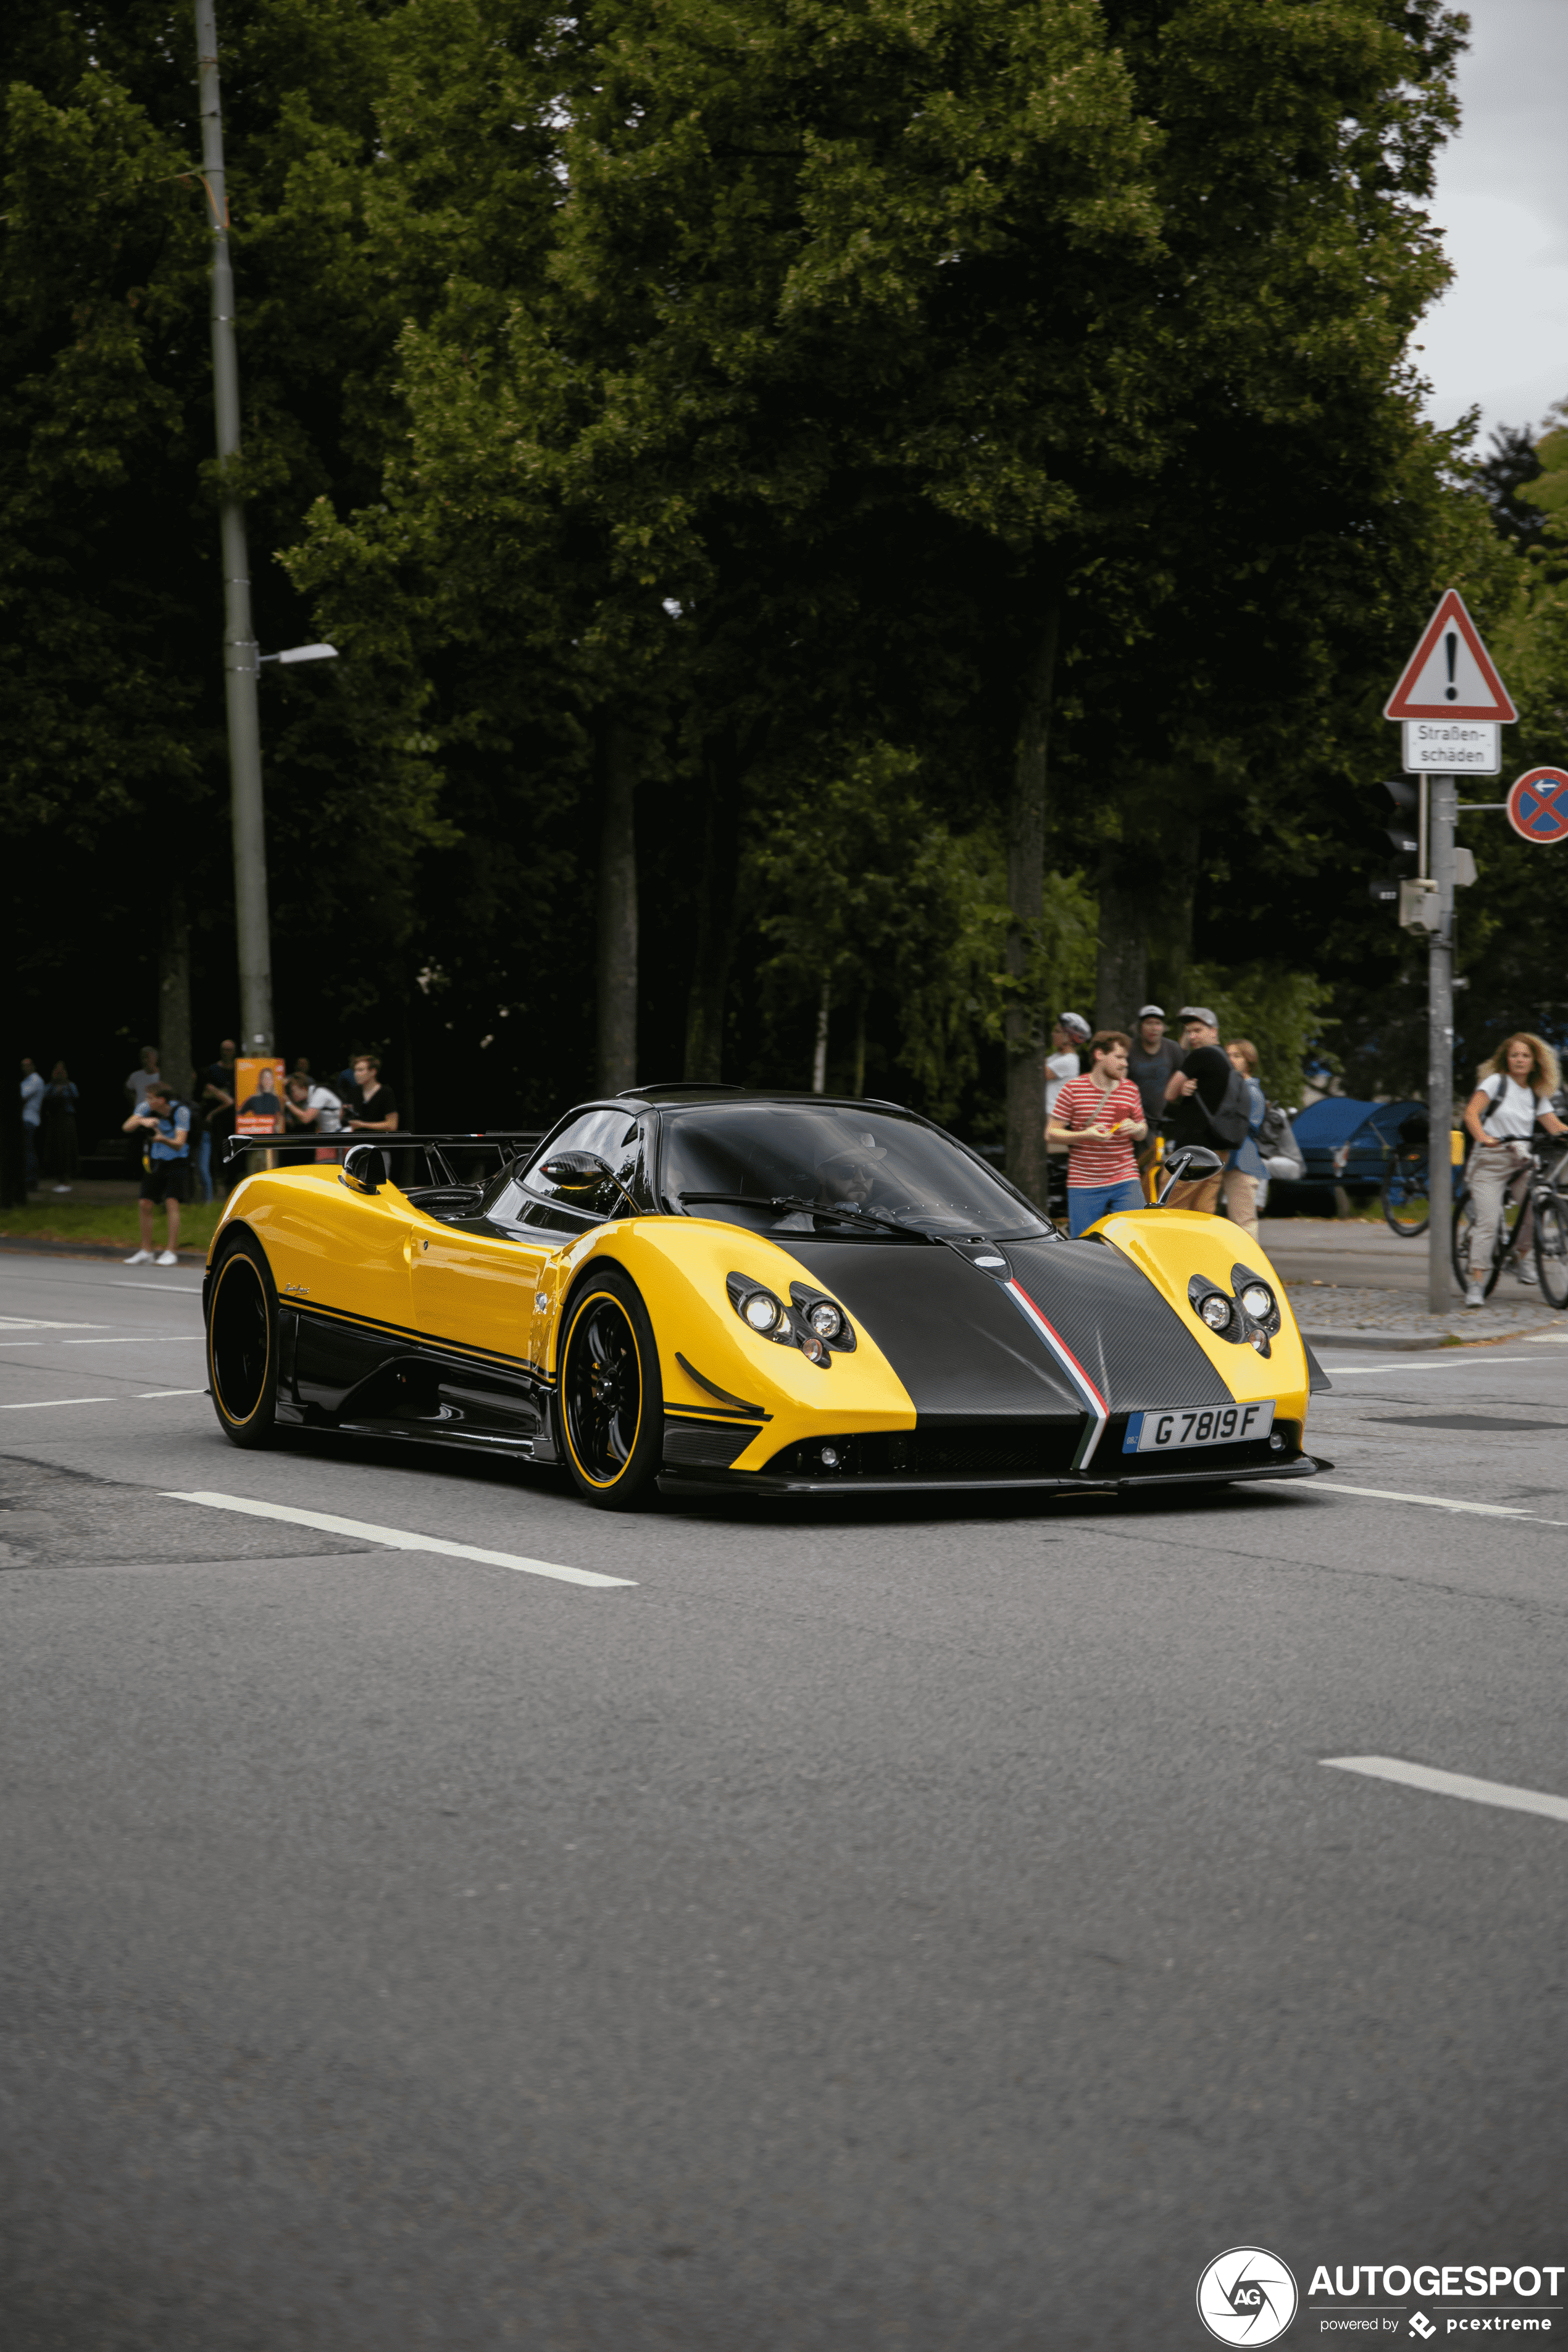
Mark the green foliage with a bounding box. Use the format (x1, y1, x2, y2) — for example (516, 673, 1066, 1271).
(1182, 961, 1337, 1109)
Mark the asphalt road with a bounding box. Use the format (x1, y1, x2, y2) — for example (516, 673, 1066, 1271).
(5, 1253, 1568, 2351)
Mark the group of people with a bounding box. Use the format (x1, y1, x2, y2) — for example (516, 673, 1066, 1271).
(117, 1045, 402, 1258)
(1044, 1004, 1299, 1240)
(12, 1041, 401, 1264)
(17, 1059, 80, 1191)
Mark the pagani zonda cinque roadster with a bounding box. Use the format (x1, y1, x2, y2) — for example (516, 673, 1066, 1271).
(204, 1086, 1329, 1510)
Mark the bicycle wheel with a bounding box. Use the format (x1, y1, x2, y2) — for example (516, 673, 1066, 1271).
(1381, 1154, 1430, 1238)
(1535, 1191, 1568, 1309)
(1451, 1196, 1504, 1298)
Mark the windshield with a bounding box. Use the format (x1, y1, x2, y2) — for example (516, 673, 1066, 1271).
(659, 1103, 1048, 1241)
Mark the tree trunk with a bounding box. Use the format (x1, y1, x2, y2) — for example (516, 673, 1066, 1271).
(1004, 596, 1061, 1206)
(159, 891, 192, 1099)
(683, 745, 742, 1082)
(596, 717, 639, 1093)
(811, 979, 830, 1093)
(1094, 849, 1149, 1034)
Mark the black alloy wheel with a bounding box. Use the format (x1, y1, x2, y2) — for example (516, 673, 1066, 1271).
(559, 1269, 663, 1509)
(207, 1230, 280, 1447)
(1535, 1192, 1568, 1310)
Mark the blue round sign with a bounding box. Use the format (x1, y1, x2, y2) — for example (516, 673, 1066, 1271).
(1507, 767, 1568, 844)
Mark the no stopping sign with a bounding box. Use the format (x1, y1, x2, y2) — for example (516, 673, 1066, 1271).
(1506, 767, 1568, 843)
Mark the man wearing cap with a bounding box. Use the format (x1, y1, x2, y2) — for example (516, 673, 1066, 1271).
(1127, 1006, 1183, 1188)
(1162, 1006, 1235, 1213)
(1044, 1014, 1091, 1223)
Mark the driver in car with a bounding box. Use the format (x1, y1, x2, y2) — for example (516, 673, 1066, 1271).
(775, 1135, 888, 1228)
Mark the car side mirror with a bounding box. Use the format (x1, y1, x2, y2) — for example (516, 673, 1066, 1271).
(341, 1143, 385, 1195)
(1157, 1144, 1222, 1206)
(540, 1150, 613, 1190)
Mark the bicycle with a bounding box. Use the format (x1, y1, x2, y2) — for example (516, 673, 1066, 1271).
(1380, 1111, 1442, 1238)
(1451, 1136, 1568, 1309)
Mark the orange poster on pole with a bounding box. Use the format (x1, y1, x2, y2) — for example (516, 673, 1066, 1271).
(235, 1057, 286, 1135)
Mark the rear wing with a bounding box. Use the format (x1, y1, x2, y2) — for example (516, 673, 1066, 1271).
(222, 1130, 544, 1188)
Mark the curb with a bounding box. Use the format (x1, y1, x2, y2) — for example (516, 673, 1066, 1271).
(0, 1235, 206, 1267)
(1301, 1321, 1557, 1353)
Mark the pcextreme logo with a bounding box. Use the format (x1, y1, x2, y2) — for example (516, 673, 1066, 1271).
(1198, 2248, 1300, 2344)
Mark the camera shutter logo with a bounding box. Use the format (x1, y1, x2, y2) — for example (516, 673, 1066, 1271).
(1196, 2248, 1299, 2344)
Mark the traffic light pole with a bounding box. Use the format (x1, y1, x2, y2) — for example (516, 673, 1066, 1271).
(1427, 772, 1456, 1312)
(195, 0, 273, 1058)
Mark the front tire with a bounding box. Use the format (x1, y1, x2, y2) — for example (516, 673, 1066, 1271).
(1380, 1156, 1429, 1237)
(207, 1228, 280, 1448)
(558, 1268, 663, 1511)
(1535, 1193, 1568, 1309)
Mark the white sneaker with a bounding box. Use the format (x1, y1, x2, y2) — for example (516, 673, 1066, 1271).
(124, 1249, 154, 1266)
(52, 1184, 70, 1194)
(155, 1249, 179, 1266)
(1464, 1279, 1485, 1308)
(1516, 1259, 1540, 1286)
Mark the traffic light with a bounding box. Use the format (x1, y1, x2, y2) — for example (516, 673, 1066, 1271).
(1370, 778, 1438, 928)
(1369, 778, 1418, 905)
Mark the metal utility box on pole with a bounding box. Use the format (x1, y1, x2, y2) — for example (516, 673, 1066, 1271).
(195, 0, 273, 1057)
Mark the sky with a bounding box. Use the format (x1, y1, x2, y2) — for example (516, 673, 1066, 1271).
(1417, 0, 1568, 449)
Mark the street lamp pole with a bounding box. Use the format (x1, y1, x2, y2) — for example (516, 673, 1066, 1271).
(194, 0, 272, 1057)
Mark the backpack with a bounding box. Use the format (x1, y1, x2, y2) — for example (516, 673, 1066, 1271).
(1195, 1062, 1254, 1147)
(1257, 1100, 1304, 1178)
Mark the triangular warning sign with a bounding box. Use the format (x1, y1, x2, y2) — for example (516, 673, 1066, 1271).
(1385, 589, 1517, 722)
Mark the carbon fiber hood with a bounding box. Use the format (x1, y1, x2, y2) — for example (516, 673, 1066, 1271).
(783, 1235, 1230, 1419)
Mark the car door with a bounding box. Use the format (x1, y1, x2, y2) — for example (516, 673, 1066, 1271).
(409, 1110, 651, 1369)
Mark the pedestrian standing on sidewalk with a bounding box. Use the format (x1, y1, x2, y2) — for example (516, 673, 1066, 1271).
(1127, 1005, 1184, 1193)
(122, 1082, 191, 1265)
(1047, 1030, 1148, 1236)
(1220, 1039, 1267, 1240)
(1461, 1033, 1567, 1307)
(1161, 1007, 1238, 1212)
(41, 1063, 79, 1190)
(1043, 1012, 1090, 1224)
(19, 1057, 44, 1190)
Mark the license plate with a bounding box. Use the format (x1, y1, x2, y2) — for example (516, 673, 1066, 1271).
(1125, 1401, 1274, 1454)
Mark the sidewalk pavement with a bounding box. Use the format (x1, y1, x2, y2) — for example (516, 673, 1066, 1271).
(1260, 1217, 1564, 1349)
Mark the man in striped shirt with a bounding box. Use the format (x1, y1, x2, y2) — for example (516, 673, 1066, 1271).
(1045, 1030, 1148, 1236)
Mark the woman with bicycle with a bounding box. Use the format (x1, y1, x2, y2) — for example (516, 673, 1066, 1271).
(1462, 1033, 1567, 1307)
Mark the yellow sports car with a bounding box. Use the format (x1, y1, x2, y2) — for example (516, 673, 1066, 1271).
(204, 1086, 1328, 1510)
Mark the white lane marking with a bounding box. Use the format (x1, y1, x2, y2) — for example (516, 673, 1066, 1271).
(1525, 1332, 1568, 1343)
(162, 1491, 635, 1590)
(2, 1397, 117, 1410)
(105, 1280, 205, 1295)
(137, 1389, 207, 1399)
(63, 1335, 202, 1345)
(0, 1341, 40, 1347)
(1319, 1357, 1538, 1374)
(1314, 1480, 1533, 1517)
(1323, 1755, 1568, 1825)
(0, 1316, 109, 1330)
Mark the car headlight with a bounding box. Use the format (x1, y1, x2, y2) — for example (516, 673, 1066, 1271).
(808, 1301, 843, 1341)
(741, 1290, 782, 1333)
(1240, 1282, 1273, 1322)
(1198, 1293, 1233, 1333)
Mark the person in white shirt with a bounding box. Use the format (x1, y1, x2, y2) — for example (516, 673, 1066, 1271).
(1461, 1032, 1567, 1306)
(1043, 1012, 1091, 1222)
(1044, 1012, 1090, 1118)
(20, 1057, 44, 1190)
(284, 1071, 344, 1162)
(124, 1046, 162, 1111)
